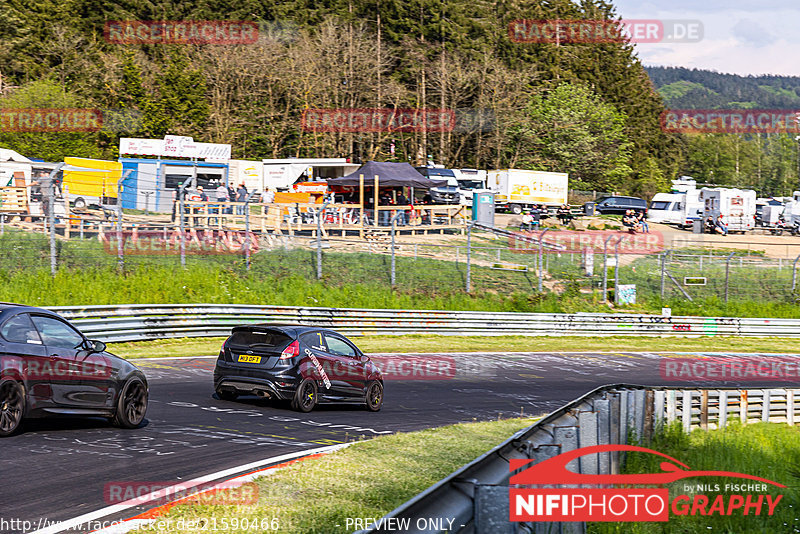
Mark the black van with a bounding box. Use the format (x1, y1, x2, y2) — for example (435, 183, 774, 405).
(593, 196, 647, 215)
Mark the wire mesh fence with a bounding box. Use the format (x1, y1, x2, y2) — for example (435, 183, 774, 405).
(2, 210, 800, 312)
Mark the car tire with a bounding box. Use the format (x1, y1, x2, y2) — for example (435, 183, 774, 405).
(216, 389, 238, 401)
(291, 379, 318, 413)
(510, 204, 523, 215)
(0, 379, 25, 437)
(113, 376, 148, 429)
(365, 381, 383, 412)
(74, 197, 87, 209)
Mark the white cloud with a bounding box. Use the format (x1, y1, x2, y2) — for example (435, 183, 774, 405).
(611, 1, 800, 75)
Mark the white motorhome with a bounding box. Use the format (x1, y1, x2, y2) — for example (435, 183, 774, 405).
(699, 187, 756, 233)
(647, 178, 702, 227)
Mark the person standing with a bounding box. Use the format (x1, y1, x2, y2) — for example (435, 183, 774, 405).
(214, 182, 229, 224)
(236, 183, 248, 215)
(396, 190, 409, 226)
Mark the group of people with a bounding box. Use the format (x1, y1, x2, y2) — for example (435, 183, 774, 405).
(705, 214, 728, 235)
(622, 209, 649, 234)
(519, 204, 573, 231)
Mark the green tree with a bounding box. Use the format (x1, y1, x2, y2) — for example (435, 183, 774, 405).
(511, 82, 633, 190)
(0, 79, 105, 160)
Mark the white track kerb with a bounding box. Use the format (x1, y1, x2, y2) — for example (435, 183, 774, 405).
(29, 444, 351, 534)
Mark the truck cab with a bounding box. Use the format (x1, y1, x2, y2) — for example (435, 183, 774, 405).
(415, 167, 460, 204)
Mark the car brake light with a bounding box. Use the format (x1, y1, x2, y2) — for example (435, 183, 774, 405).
(280, 340, 299, 360)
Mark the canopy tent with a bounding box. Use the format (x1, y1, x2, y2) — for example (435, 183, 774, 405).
(327, 161, 447, 188)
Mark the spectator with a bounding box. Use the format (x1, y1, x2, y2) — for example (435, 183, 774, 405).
(715, 214, 728, 236)
(622, 209, 639, 233)
(196, 185, 208, 202)
(529, 204, 541, 229)
(556, 204, 572, 225)
(236, 183, 248, 215)
(396, 190, 409, 225)
(378, 190, 392, 225)
(637, 210, 649, 233)
(263, 187, 275, 204)
(519, 210, 534, 232)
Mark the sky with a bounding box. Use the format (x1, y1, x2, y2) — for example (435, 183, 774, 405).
(611, 0, 800, 76)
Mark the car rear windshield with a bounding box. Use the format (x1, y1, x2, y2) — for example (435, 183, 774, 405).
(227, 329, 292, 350)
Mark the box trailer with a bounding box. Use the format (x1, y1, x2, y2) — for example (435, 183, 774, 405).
(63, 157, 122, 208)
(699, 187, 756, 233)
(488, 169, 568, 214)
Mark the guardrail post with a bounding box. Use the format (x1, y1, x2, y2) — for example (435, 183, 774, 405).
(660, 250, 670, 300)
(316, 199, 330, 280)
(792, 254, 800, 292)
(246, 191, 258, 271)
(466, 222, 472, 293)
(179, 181, 188, 268)
(613, 236, 624, 305)
(47, 163, 64, 276)
(116, 169, 132, 273)
(538, 228, 550, 292)
(724, 251, 735, 304)
(390, 211, 403, 286)
(602, 234, 614, 302)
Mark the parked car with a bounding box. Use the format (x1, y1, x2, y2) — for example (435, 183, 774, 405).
(593, 196, 648, 215)
(0, 303, 148, 437)
(213, 325, 384, 413)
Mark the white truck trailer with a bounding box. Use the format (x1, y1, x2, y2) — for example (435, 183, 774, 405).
(488, 169, 568, 214)
(699, 187, 756, 233)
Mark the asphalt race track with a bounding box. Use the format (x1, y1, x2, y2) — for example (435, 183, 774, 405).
(2, 351, 797, 533)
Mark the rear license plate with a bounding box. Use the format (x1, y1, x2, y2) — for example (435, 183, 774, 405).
(237, 354, 261, 364)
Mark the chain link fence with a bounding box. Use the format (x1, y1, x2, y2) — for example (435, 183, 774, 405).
(2, 208, 800, 312)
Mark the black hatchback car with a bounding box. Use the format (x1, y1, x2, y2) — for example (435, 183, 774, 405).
(214, 325, 383, 412)
(0, 304, 148, 437)
(593, 196, 648, 215)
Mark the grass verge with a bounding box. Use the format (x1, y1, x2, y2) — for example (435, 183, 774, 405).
(143, 417, 539, 534)
(589, 422, 800, 533)
(110, 335, 800, 360)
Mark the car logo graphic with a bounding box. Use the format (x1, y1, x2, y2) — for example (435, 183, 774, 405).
(510, 444, 786, 487)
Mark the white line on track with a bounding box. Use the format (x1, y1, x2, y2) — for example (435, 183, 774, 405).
(29, 443, 351, 534)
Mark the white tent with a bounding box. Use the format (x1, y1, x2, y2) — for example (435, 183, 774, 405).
(0, 148, 32, 163)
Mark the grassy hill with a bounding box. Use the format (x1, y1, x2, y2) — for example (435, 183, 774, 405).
(646, 66, 800, 109)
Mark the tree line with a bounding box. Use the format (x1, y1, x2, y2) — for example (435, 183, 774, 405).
(0, 0, 712, 196)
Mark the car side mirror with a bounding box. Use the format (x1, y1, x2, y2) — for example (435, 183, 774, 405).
(360, 355, 369, 363)
(88, 339, 107, 353)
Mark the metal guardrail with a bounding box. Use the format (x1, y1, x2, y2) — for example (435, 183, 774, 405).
(47, 304, 800, 343)
(356, 384, 800, 534)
